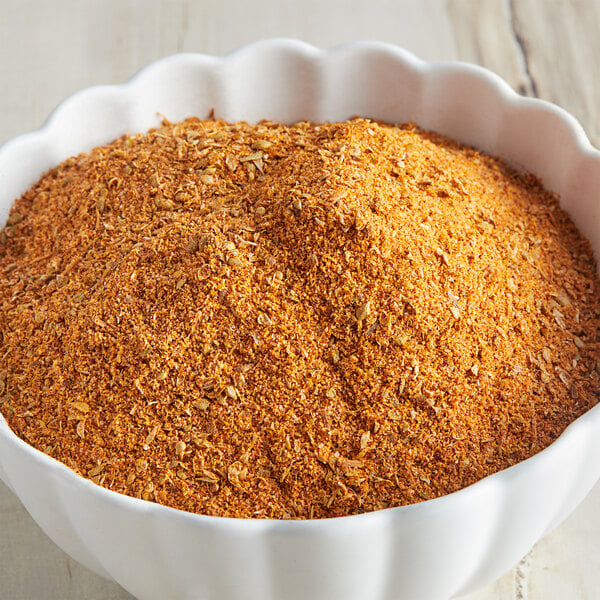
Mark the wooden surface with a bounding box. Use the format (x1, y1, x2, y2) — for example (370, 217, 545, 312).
(1, 1, 599, 598)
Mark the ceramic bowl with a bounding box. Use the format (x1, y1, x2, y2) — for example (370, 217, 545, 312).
(1, 40, 599, 600)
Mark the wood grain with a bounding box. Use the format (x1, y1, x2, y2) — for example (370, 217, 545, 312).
(0, 1, 599, 599)
(511, 0, 600, 145)
(448, 0, 531, 95)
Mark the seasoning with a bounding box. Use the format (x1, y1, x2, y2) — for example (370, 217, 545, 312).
(1, 117, 599, 519)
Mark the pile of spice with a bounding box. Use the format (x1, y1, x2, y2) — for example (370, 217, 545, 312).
(1, 117, 599, 519)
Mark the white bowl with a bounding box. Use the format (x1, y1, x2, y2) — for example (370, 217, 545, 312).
(1, 40, 599, 600)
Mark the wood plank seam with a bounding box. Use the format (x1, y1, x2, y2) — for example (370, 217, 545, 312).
(506, 0, 539, 97)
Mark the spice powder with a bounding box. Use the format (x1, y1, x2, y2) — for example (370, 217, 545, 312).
(1, 117, 599, 519)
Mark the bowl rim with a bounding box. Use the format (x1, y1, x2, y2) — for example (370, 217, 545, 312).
(1, 397, 599, 530)
(2, 39, 598, 165)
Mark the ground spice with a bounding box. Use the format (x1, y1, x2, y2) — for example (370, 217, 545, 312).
(1, 117, 599, 519)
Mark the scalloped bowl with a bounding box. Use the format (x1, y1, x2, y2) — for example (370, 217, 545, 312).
(1, 40, 600, 600)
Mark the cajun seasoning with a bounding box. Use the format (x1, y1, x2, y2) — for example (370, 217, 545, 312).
(1, 117, 599, 519)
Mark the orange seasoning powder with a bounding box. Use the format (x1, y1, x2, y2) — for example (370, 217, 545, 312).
(0, 117, 599, 519)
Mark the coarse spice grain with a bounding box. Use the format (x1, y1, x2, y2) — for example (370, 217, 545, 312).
(1, 117, 600, 519)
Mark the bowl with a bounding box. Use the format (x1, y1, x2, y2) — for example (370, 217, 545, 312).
(1, 39, 599, 600)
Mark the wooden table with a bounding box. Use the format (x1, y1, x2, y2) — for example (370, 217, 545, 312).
(1, 1, 599, 598)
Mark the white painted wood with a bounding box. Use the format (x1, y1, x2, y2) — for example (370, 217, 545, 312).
(0, 1, 599, 598)
(0, 480, 133, 599)
(510, 0, 600, 145)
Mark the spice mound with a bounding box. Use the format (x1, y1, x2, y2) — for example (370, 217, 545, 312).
(1, 118, 599, 519)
